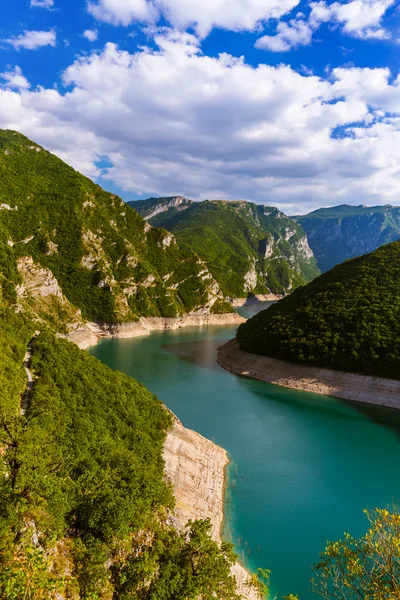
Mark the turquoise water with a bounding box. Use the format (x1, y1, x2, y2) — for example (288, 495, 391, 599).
(89, 306, 400, 599)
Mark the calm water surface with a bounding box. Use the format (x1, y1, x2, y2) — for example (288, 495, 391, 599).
(90, 304, 400, 599)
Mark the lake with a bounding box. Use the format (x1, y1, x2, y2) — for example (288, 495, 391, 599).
(90, 304, 400, 598)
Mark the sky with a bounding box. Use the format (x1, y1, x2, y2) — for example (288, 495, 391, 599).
(1, 1, 400, 214)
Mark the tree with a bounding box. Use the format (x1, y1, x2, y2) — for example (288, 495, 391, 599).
(312, 507, 400, 600)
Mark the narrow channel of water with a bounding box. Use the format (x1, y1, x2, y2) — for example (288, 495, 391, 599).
(89, 305, 400, 599)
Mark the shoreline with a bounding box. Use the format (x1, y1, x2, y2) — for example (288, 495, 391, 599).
(217, 339, 400, 409)
(163, 416, 261, 600)
(67, 312, 246, 350)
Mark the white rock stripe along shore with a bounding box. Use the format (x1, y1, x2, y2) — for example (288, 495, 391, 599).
(163, 417, 261, 600)
(217, 339, 400, 409)
(67, 313, 246, 349)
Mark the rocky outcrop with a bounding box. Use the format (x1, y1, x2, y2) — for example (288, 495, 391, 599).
(67, 313, 246, 349)
(229, 294, 282, 307)
(164, 417, 261, 600)
(217, 339, 400, 409)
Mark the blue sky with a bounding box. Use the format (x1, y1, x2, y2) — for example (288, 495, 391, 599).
(1, 0, 400, 213)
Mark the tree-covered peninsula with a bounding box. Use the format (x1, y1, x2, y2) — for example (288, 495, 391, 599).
(237, 241, 400, 379)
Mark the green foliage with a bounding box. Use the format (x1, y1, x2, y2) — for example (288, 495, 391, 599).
(0, 130, 221, 327)
(312, 507, 400, 600)
(133, 199, 320, 298)
(237, 241, 400, 379)
(211, 300, 235, 314)
(112, 519, 240, 600)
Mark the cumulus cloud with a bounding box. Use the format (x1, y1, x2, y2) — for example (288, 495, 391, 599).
(30, 0, 54, 7)
(0, 66, 30, 90)
(88, 0, 300, 37)
(1, 33, 400, 212)
(83, 29, 99, 41)
(256, 0, 395, 52)
(3, 29, 56, 50)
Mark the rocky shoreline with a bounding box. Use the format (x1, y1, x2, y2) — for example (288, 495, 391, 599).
(218, 339, 400, 409)
(230, 294, 281, 307)
(163, 416, 261, 600)
(67, 313, 246, 349)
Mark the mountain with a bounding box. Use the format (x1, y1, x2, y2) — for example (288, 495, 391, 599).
(295, 204, 400, 272)
(0, 130, 231, 332)
(130, 198, 320, 298)
(237, 241, 400, 379)
(0, 132, 246, 597)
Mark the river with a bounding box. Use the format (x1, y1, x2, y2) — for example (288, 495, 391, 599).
(89, 303, 400, 599)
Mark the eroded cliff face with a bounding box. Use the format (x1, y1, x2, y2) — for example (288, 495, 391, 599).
(164, 417, 261, 600)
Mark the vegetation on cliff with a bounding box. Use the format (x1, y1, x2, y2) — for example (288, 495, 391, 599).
(295, 204, 400, 272)
(0, 130, 225, 328)
(237, 242, 400, 379)
(131, 198, 320, 298)
(0, 310, 242, 598)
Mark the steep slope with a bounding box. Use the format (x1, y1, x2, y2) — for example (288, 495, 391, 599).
(131, 198, 320, 298)
(237, 241, 400, 379)
(0, 308, 245, 598)
(295, 204, 400, 272)
(0, 130, 228, 331)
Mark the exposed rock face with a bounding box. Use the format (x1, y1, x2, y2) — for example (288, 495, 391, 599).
(131, 196, 194, 221)
(295, 236, 314, 260)
(17, 257, 64, 300)
(16, 257, 83, 327)
(244, 266, 258, 292)
(258, 238, 274, 259)
(164, 417, 261, 600)
(217, 339, 400, 409)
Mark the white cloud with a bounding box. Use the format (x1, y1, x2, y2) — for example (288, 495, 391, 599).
(88, 0, 158, 26)
(2, 34, 400, 213)
(30, 0, 54, 7)
(83, 29, 99, 41)
(256, 0, 395, 52)
(88, 0, 300, 37)
(0, 66, 30, 90)
(4, 29, 56, 51)
(256, 17, 314, 51)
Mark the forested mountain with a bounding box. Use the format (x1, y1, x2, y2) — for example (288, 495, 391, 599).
(295, 204, 400, 272)
(237, 241, 400, 379)
(0, 130, 229, 332)
(131, 198, 320, 298)
(0, 130, 246, 597)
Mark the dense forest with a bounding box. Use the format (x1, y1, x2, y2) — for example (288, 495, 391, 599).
(0, 130, 229, 328)
(237, 242, 400, 379)
(0, 309, 243, 598)
(131, 198, 320, 298)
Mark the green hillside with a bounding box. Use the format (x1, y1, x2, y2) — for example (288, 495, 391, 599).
(295, 204, 400, 272)
(131, 198, 320, 298)
(237, 241, 400, 379)
(0, 130, 227, 330)
(0, 308, 241, 598)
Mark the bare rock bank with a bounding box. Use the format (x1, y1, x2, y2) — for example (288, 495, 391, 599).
(218, 339, 400, 409)
(230, 294, 281, 307)
(67, 313, 246, 350)
(164, 417, 261, 600)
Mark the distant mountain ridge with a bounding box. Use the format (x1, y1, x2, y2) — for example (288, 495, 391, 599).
(295, 204, 400, 272)
(130, 197, 320, 298)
